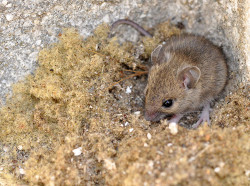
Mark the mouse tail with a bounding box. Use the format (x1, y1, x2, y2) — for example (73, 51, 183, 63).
(110, 19, 152, 37)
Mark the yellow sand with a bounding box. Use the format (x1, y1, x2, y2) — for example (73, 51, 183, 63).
(0, 22, 249, 185)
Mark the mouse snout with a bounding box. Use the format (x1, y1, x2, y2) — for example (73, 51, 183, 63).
(144, 110, 157, 121)
(145, 110, 164, 122)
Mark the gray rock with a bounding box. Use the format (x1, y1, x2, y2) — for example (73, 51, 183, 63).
(0, 0, 249, 105)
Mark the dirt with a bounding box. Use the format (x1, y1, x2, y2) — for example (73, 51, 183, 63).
(0, 22, 249, 186)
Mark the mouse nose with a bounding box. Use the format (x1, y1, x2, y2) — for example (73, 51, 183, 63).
(144, 110, 158, 121)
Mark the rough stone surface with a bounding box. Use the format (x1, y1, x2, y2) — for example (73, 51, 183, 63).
(0, 0, 249, 105)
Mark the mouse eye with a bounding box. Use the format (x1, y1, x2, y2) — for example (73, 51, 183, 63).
(162, 99, 173, 108)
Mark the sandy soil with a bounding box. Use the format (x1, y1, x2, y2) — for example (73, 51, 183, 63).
(0, 23, 249, 185)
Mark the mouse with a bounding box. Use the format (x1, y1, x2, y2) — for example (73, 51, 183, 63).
(111, 19, 227, 128)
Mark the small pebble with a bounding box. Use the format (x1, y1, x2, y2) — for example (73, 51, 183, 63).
(2, 0, 8, 6)
(102, 14, 110, 23)
(104, 159, 116, 170)
(245, 170, 250, 177)
(125, 86, 132, 94)
(6, 3, 11, 7)
(167, 143, 173, 147)
(5, 14, 14, 21)
(23, 21, 32, 27)
(54, 5, 64, 11)
(147, 133, 152, 140)
(3, 146, 9, 152)
(160, 172, 167, 177)
(19, 168, 25, 175)
(124, 122, 129, 127)
(157, 151, 164, 155)
(214, 167, 220, 173)
(17, 145, 23, 150)
(134, 111, 140, 115)
(144, 143, 148, 147)
(219, 162, 225, 167)
(34, 19, 40, 25)
(148, 160, 154, 168)
(129, 128, 134, 132)
(169, 122, 178, 135)
(72, 147, 82, 156)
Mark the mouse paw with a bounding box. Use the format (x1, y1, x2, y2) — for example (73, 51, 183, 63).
(192, 104, 210, 129)
(192, 116, 210, 129)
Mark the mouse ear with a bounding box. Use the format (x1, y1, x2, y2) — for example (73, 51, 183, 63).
(177, 66, 201, 89)
(151, 45, 172, 65)
(151, 45, 162, 64)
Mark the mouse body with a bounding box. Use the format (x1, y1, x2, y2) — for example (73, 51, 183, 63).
(111, 19, 227, 128)
(144, 34, 227, 127)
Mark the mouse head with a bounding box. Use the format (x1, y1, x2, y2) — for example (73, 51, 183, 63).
(144, 45, 201, 121)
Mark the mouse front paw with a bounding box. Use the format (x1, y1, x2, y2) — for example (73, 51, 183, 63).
(192, 116, 210, 129)
(192, 103, 211, 129)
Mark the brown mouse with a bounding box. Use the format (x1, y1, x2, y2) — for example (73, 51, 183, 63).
(111, 19, 227, 128)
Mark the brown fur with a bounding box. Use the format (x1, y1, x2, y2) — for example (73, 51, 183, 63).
(145, 34, 227, 121)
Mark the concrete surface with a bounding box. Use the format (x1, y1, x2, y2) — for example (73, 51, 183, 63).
(0, 0, 249, 106)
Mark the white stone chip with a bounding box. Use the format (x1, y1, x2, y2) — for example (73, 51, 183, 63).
(102, 14, 110, 23)
(5, 14, 14, 21)
(134, 111, 140, 115)
(19, 168, 25, 175)
(147, 133, 152, 140)
(167, 143, 173, 147)
(3, 146, 9, 152)
(148, 160, 154, 169)
(23, 21, 32, 27)
(34, 19, 40, 25)
(72, 147, 82, 156)
(6, 3, 11, 7)
(245, 170, 250, 177)
(2, 0, 8, 6)
(124, 122, 129, 127)
(17, 145, 23, 150)
(157, 151, 164, 155)
(129, 128, 134, 132)
(169, 122, 178, 135)
(214, 167, 220, 173)
(104, 159, 116, 170)
(125, 86, 132, 94)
